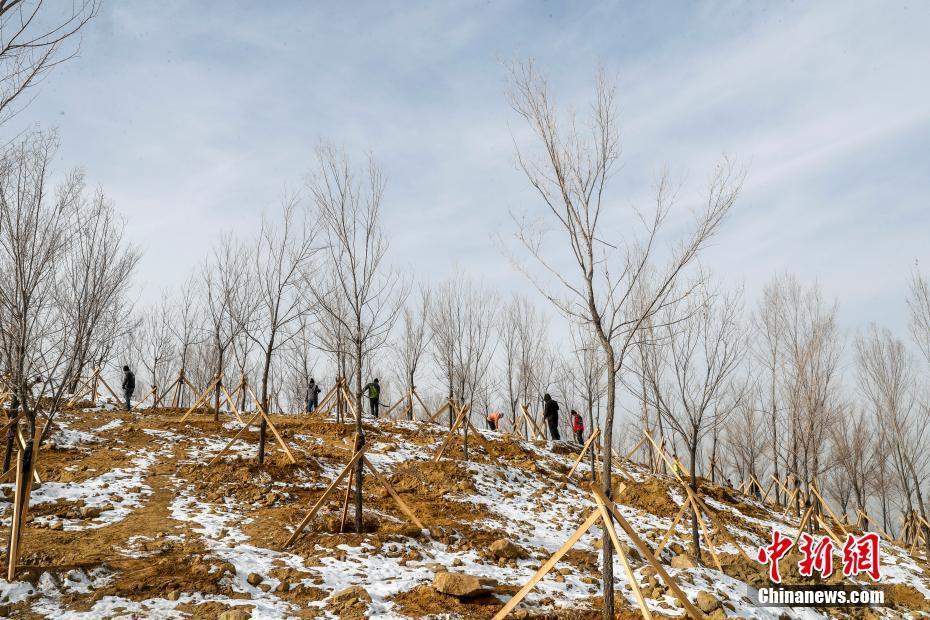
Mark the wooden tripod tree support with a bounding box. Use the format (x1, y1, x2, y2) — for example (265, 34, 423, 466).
(492, 483, 705, 620)
(643, 429, 753, 567)
(807, 483, 849, 538)
(425, 398, 453, 425)
(566, 428, 601, 481)
(6, 443, 38, 580)
(66, 368, 122, 407)
(623, 436, 647, 465)
(207, 386, 296, 466)
(518, 403, 546, 442)
(128, 385, 158, 413)
(149, 368, 199, 409)
(856, 508, 893, 542)
(0, 418, 42, 485)
(383, 388, 430, 421)
(175, 374, 248, 425)
(282, 438, 425, 548)
(314, 378, 359, 421)
(177, 374, 223, 423)
(432, 403, 494, 462)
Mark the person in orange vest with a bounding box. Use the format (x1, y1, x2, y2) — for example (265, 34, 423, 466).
(570, 409, 584, 444)
(486, 411, 503, 431)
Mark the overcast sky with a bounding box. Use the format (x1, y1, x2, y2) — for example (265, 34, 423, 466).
(9, 1, 930, 343)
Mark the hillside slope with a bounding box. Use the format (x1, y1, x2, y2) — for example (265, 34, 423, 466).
(0, 403, 928, 619)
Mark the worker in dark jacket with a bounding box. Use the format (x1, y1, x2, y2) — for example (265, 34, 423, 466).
(363, 378, 380, 418)
(542, 393, 560, 441)
(121, 366, 135, 411)
(306, 378, 321, 413)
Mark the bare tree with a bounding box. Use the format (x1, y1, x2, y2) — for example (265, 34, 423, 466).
(752, 277, 788, 504)
(232, 196, 316, 464)
(506, 61, 741, 614)
(307, 143, 403, 532)
(908, 266, 930, 366)
(856, 324, 928, 555)
(499, 294, 549, 436)
(641, 284, 746, 558)
(830, 404, 875, 517)
(780, 278, 843, 515)
(139, 293, 175, 401)
(394, 287, 431, 420)
(201, 236, 246, 415)
(57, 188, 140, 392)
(0, 0, 99, 126)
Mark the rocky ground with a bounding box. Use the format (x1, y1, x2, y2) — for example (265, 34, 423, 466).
(0, 401, 928, 619)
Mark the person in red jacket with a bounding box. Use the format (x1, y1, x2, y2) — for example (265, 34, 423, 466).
(486, 411, 503, 431)
(570, 409, 584, 444)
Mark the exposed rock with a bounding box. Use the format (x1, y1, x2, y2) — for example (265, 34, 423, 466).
(246, 572, 263, 586)
(218, 610, 250, 620)
(80, 506, 102, 519)
(697, 591, 722, 613)
(432, 571, 485, 598)
(331, 586, 372, 604)
(489, 538, 527, 560)
(671, 554, 697, 569)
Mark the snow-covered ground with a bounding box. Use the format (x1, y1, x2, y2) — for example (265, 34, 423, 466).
(0, 407, 927, 618)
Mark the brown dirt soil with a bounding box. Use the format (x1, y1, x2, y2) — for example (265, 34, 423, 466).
(616, 477, 679, 518)
(5, 405, 930, 619)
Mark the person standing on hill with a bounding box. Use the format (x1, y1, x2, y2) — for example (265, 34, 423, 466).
(486, 410, 503, 431)
(542, 393, 560, 441)
(363, 378, 380, 418)
(570, 409, 584, 444)
(121, 365, 135, 411)
(306, 378, 321, 413)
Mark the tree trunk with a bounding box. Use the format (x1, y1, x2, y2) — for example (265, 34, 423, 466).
(354, 338, 364, 533)
(407, 371, 414, 421)
(600, 353, 616, 620)
(689, 443, 702, 561)
(2, 395, 19, 472)
(258, 343, 273, 465)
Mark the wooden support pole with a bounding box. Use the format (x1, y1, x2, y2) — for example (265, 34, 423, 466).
(362, 455, 425, 529)
(246, 386, 297, 464)
(656, 501, 689, 557)
(283, 448, 366, 548)
(178, 374, 222, 424)
(491, 510, 601, 620)
(567, 428, 601, 480)
(593, 492, 654, 620)
(592, 485, 705, 620)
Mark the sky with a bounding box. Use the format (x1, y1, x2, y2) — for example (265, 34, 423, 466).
(8, 0, 930, 345)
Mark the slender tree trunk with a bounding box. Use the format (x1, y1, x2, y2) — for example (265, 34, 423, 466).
(407, 370, 414, 421)
(258, 343, 273, 465)
(689, 442, 702, 561)
(214, 343, 224, 422)
(354, 337, 364, 533)
(600, 353, 616, 620)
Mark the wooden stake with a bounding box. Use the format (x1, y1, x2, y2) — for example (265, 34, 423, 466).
(283, 448, 366, 548)
(656, 501, 689, 556)
(491, 510, 601, 620)
(593, 493, 654, 620)
(178, 374, 222, 423)
(591, 485, 705, 620)
(362, 455, 425, 529)
(566, 428, 601, 480)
